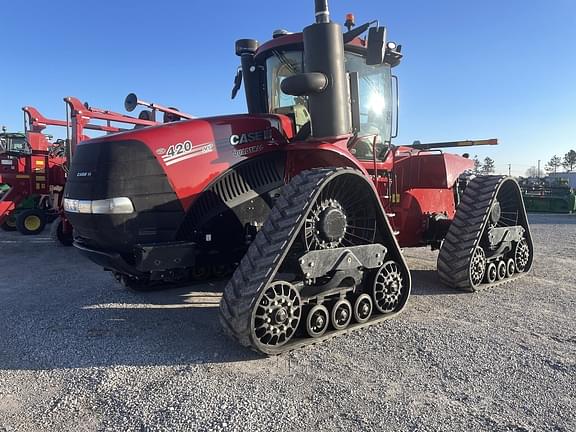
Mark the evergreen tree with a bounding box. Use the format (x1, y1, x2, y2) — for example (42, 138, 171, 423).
(481, 157, 495, 174)
(562, 150, 576, 171)
(545, 155, 562, 173)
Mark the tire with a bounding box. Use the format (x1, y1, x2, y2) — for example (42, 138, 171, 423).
(16, 209, 46, 235)
(1, 215, 17, 231)
(50, 218, 74, 246)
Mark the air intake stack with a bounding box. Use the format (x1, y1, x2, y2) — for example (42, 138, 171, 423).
(282, 0, 351, 138)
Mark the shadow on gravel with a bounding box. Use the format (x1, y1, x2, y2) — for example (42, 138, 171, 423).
(0, 269, 467, 371)
(409, 270, 466, 296)
(0, 279, 263, 371)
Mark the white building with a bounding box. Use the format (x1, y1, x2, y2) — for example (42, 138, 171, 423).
(548, 172, 576, 188)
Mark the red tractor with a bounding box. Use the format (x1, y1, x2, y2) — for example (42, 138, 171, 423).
(0, 112, 68, 235)
(64, 0, 533, 355)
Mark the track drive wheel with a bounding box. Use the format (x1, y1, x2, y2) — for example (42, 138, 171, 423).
(16, 209, 46, 235)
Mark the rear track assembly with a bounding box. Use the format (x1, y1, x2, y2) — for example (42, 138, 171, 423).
(437, 175, 534, 292)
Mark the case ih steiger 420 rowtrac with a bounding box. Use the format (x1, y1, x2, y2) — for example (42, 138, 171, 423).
(64, 0, 534, 355)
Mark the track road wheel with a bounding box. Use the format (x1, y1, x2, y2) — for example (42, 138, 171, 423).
(16, 209, 46, 235)
(485, 263, 497, 284)
(1, 215, 17, 231)
(373, 260, 408, 314)
(190, 265, 210, 281)
(506, 258, 515, 277)
(497, 260, 507, 280)
(353, 293, 373, 324)
(306, 304, 329, 338)
(331, 299, 352, 330)
(252, 281, 301, 351)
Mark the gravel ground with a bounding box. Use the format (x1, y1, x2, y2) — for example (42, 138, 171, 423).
(0, 213, 574, 431)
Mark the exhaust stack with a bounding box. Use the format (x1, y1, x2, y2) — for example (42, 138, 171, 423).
(297, 0, 351, 138)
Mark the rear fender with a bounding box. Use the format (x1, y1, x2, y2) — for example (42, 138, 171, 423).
(284, 142, 369, 179)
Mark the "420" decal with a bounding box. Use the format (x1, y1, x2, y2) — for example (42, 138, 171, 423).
(161, 140, 214, 166)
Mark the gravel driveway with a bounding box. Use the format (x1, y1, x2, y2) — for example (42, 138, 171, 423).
(0, 213, 574, 431)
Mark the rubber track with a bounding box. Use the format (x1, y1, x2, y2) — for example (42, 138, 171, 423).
(219, 167, 407, 355)
(437, 175, 532, 292)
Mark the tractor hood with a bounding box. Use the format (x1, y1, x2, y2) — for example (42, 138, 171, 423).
(72, 113, 294, 209)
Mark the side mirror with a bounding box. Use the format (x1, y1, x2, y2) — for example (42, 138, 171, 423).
(366, 26, 386, 65)
(281, 73, 328, 96)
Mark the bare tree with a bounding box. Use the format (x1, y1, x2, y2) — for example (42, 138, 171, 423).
(525, 166, 539, 177)
(562, 150, 576, 172)
(472, 155, 481, 174)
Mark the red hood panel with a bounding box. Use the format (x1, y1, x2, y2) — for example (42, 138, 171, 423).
(77, 113, 294, 209)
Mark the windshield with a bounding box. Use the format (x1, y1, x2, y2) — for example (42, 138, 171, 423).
(265, 50, 393, 148)
(266, 50, 305, 111)
(345, 53, 393, 144)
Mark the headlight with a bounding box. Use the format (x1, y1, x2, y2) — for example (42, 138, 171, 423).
(92, 197, 134, 214)
(64, 197, 134, 214)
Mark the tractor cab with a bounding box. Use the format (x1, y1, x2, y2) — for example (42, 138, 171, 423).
(233, 19, 403, 161)
(0, 131, 30, 155)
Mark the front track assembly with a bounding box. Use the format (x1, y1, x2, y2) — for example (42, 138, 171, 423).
(437, 175, 534, 292)
(220, 168, 411, 355)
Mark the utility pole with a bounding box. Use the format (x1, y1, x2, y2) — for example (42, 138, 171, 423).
(508, 164, 511, 176)
(537, 160, 541, 178)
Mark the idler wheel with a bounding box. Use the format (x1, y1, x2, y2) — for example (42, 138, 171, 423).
(373, 261, 404, 314)
(353, 293, 373, 324)
(485, 262, 497, 284)
(506, 258, 516, 277)
(331, 299, 352, 330)
(306, 304, 329, 338)
(469, 247, 487, 288)
(497, 260, 507, 280)
(515, 238, 530, 272)
(252, 281, 301, 348)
